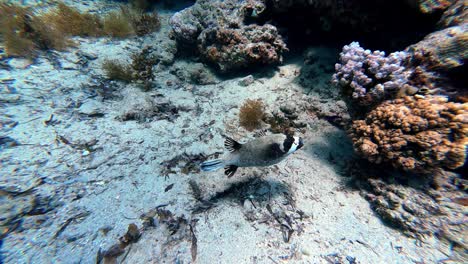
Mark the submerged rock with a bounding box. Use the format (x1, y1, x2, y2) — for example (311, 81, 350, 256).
(406, 24, 468, 71)
(438, 0, 467, 27)
(353, 168, 468, 259)
(170, 0, 287, 72)
(171, 61, 218, 85)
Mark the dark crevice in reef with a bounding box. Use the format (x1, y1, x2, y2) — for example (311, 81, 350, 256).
(264, 0, 442, 53)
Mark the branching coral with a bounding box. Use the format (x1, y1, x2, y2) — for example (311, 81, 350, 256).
(332, 42, 412, 107)
(349, 96, 467, 172)
(239, 99, 265, 131)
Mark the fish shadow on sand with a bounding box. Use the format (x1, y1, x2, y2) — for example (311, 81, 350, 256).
(190, 177, 290, 214)
(303, 129, 355, 171)
(190, 177, 307, 243)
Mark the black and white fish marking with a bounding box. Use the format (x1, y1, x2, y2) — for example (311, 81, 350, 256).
(200, 133, 304, 177)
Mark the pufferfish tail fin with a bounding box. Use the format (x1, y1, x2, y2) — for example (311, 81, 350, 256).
(200, 159, 224, 172)
(224, 136, 242, 152)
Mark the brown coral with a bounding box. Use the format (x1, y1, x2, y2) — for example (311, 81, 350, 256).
(198, 24, 288, 72)
(239, 99, 265, 131)
(358, 169, 468, 257)
(349, 96, 468, 172)
(438, 0, 468, 27)
(406, 24, 468, 70)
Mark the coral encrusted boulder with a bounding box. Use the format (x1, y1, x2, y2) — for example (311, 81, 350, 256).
(349, 96, 468, 172)
(170, 0, 287, 72)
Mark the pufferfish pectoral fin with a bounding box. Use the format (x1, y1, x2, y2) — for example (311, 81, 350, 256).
(224, 165, 238, 177)
(224, 136, 242, 152)
(254, 129, 268, 138)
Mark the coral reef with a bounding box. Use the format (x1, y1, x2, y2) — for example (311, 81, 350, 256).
(198, 24, 288, 71)
(170, 0, 287, 71)
(332, 42, 412, 107)
(239, 99, 265, 131)
(349, 96, 467, 173)
(349, 164, 468, 261)
(438, 0, 467, 27)
(406, 24, 468, 71)
(405, 0, 455, 14)
(332, 37, 465, 110)
(170, 0, 455, 71)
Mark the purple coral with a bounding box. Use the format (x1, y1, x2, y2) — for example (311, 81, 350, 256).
(332, 42, 410, 105)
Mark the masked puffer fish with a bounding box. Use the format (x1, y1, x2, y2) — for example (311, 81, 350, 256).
(200, 132, 304, 177)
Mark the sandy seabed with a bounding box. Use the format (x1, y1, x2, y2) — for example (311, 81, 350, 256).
(0, 3, 457, 264)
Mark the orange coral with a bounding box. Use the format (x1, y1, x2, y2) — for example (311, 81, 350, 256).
(349, 96, 467, 172)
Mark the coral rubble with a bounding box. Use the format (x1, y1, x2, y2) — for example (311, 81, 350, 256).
(349, 96, 467, 173)
(351, 166, 468, 260)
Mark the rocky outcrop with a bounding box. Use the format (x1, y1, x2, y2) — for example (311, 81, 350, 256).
(170, 0, 286, 72)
